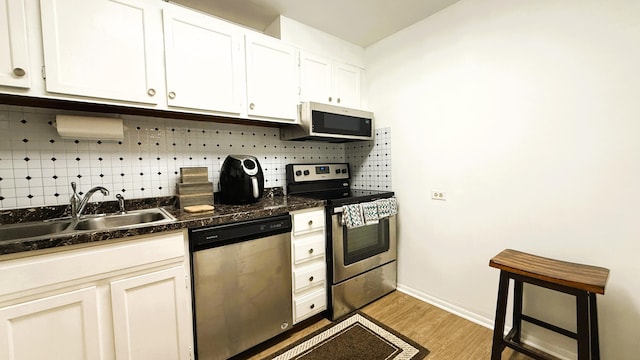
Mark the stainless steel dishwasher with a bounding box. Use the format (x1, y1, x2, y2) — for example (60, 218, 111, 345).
(189, 214, 292, 360)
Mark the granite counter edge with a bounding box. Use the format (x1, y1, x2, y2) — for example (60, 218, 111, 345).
(0, 197, 325, 257)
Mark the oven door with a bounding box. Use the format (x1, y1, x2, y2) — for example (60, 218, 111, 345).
(331, 211, 397, 283)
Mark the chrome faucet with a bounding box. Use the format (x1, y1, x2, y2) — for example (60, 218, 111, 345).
(70, 182, 110, 219)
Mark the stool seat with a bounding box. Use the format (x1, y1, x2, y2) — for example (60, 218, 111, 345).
(489, 249, 609, 294)
(489, 249, 609, 360)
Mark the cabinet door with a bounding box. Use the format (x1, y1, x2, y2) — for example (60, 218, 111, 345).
(333, 62, 362, 108)
(299, 51, 332, 104)
(0, 0, 30, 88)
(111, 266, 192, 360)
(245, 33, 298, 121)
(163, 5, 243, 114)
(39, 0, 163, 104)
(0, 287, 102, 360)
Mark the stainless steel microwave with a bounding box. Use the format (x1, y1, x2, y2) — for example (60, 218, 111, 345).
(280, 102, 374, 142)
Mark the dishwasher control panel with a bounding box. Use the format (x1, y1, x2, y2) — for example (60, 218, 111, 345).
(189, 214, 291, 250)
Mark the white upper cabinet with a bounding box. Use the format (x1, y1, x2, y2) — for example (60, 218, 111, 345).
(245, 33, 298, 122)
(332, 62, 362, 108)
(0, 0, 30, 88)
(299, 52, 332, 105)
(162, 5, 243, 114)
(300, 51, 362, 108)
(39, 0, 164, 104)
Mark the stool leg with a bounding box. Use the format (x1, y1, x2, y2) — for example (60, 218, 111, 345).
(491, 271, 510, 360)
(576, 291, 590, 360)
(512, 279, 523, 343)
(589, 293, 600, 360)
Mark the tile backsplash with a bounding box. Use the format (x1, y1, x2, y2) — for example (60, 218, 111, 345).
(0, 105, 392, 209)
(345, 128, 392, 190)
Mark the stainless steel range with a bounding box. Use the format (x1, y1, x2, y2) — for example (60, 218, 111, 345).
(286, 163, 397, 320)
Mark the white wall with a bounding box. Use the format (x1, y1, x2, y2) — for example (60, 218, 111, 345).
(365, 0, 640, 358)
(265, 16, 365, 68)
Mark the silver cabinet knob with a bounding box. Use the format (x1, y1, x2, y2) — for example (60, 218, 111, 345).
(13, 68, 26, 77)
(249, 103, 255, 110)
(310, 303, 315, 309)
(168, 91, 176, 99)
(337, 98, 341, 104)
(308, 220, 313, 226)
(147, 88, 156, 96)
(328, 96, 332, 102)
(308, 248, 314, 254)
(309, 276, 314, 282)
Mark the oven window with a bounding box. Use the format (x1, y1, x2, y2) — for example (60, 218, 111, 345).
(343, 218, 390, 265)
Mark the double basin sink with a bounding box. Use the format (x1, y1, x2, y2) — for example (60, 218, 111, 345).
(0, 208, 176, 242)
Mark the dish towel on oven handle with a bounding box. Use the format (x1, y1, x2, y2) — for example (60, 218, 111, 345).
(341, 203, 365, 229)
(376, 197, 397, 218)
(341, 197, 397, 229)
(361, 201, 379, 225)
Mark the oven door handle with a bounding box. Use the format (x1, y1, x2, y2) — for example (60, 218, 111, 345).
(331, 209, 348, 227)
(334, 209, 397, 227)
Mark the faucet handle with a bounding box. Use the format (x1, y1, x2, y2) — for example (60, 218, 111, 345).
(70, 182, 81, 217)
(115, 194, 126, 214)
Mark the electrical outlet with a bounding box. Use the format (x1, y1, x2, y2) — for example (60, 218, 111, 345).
(431, 190, 447, 201)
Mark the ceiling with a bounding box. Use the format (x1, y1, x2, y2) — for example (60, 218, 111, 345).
(170, 0, 460, 47)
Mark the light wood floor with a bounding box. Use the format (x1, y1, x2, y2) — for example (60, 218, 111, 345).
(243, 290, 533, 359)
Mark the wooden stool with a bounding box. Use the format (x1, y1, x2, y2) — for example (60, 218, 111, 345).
(489, 249, 609, 360)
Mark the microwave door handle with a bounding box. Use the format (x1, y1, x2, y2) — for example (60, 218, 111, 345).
(251, 176, 259, 198)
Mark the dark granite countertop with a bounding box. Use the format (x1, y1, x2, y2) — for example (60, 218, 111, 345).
(0, 193, 324, 257)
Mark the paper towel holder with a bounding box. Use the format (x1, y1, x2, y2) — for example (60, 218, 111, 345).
(54, 114, 125, 141)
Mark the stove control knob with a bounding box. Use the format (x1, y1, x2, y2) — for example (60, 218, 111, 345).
(303, 170, 310, 176)
(341, 169, 347, 174)
(335, 169, 340, 174)
(295, 170, 302, 176)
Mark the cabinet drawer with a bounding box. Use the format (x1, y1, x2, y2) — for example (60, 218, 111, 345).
(293, 262, 326, 292)
(293, 233, 325, 264)
(294, 289, 326, 323)
(292, 209, 324, 235)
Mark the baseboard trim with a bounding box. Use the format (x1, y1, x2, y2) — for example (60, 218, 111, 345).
(395, 284, 575, 360)
(395, 284, 494, 329)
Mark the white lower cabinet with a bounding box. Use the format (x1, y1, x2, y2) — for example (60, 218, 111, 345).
(0, 287, 102, 360)
(0, 231, 193, 360)
(111, 266, 192, 360)
(290, 207, 327, 324)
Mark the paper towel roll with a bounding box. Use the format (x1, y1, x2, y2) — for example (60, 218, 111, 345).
(55, 115, 124, 140)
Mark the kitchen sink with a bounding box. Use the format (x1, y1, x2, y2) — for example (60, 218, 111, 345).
(74, 208, 175, 231)
(0, 219, 74, 241)
(0, 208, 176, 242)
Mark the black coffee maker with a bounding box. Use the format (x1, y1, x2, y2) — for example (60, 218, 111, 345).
(218, 155, 264, 204)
